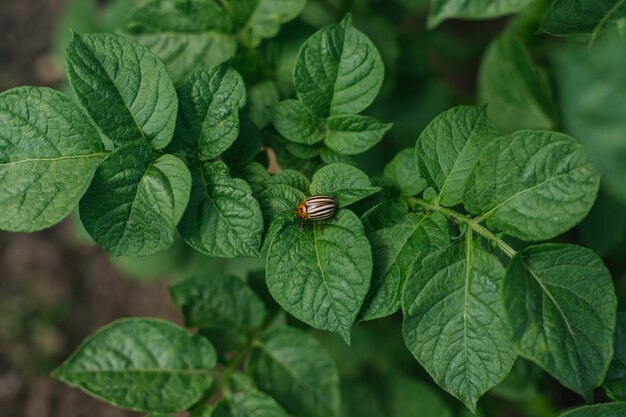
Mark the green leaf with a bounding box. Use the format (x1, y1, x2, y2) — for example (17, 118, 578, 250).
(360, 212, 450, 321)
(136, 33, 237, 86)
(169, 274, 267, 332)
(310, 163, 381, 207)
(478, 32, 556, 133)
(383, 373, 454, 417)
(80, 143, 188, 257)
(179, 161, 264, 257)
(170, 274, 267, 352)
(153, 154, 192, 225)
(325, 115, 392, 155)
(213, 390, 288, 417)
(66, 32, 177, 150)
(415, 106, 499, 206)
(603, 312, 626, 400)
(247, 326, 340, 417)
(52, 318, 216, 413)
(239, 0, 307, 47)
(222, 115, 262, 167)
(464, 131, 599, 241)
(402, 236, 516, 411)
(540, 0, 626, 44)
(555, 40, 626, 204)
(503, 244, 617, 400)
(266, 210, 372, 343)
(125, 0, 235, 85)
(557, 404, 626, 417)
(259, 184, 306, 225)
(427, 0, 535, 28)
(0, 87, 104, 232)
(248, 80, 280, 129)
(383, 148, 427, 197)
(176, 63, 246, 161)
(266, 170, 311, 194)
(272, 100, 324, 145)
(294, 15, 384, 117)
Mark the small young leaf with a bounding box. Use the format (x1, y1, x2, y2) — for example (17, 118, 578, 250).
(247, 326, 340, 417)
(66, 32, 177, 149)
(415, 105, 499, 207)
(464, 131, 599, 241)
(310, 163, 381, 207)
(170, 274, 267, 352)
(266, 170, 311, 193)
(239, 0, 307, 47)
(176, 63, 246, 161)
(325, 115, 392, 155)
(540, 0, 626, 44)
(259, 184, 306, 225)
(503, 244, 617, 400)
(557, 403, 626, 417)
(52, 318, 216, 413)
(0, 87, 105, 232)
(266, 210, 372, 343)
(427, 0, 535, 28)
(213, 390, 288, 417)
(383, 149, 427, 197)
(603, 312, 626, 401)
(294, 15, 384, 117)
(402, 236, 516, 411)
(360, 212, 450, 321)
(319, 148, 354, 165)
(272, 100, 324, 145)
(80, 143, 187, 257)
(478, 31, 556, 132)
(179, 161, 264, 257)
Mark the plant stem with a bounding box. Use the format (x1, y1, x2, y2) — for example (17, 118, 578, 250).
(409, 198, 517, 258)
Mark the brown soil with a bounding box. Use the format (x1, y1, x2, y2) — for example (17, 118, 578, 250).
(0, 1, 180, 416)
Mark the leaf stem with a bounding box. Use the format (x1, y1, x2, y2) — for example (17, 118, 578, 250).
(409, 198, 517, 258)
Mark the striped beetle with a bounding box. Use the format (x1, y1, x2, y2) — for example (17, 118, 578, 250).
(295, 195, 337, 222)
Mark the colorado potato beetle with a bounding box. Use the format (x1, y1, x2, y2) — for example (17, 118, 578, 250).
(295, 195, 337, 222)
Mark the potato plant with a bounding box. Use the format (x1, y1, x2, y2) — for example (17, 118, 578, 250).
(1, 0, 626, 416)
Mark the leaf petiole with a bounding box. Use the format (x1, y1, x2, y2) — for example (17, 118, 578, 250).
(409, 198, 517, 258)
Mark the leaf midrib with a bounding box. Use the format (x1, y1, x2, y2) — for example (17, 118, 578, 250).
(590, 0, 626, 46)
(0, 153, 107, 167)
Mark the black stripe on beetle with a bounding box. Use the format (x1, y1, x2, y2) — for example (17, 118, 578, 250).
(295, 195, 337, 221)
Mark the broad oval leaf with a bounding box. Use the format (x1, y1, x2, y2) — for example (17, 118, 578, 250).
(383, 148, 427, 197)
(266, 210, 372, 343)
(247, 326, 340, 417)
(0, 87, 104, 232)
(464, 130, 599, 241)
(52, 318, 216, 413)
(310, 163, 381, 207)
(503, 244, 617, 400)
(360, 212, 450, 321)
(478, 32, 556, 133)
(66, 32, 177, 149)
(603, 312, 626, 400)
(427, 0, 535, 28)
(80, 143, 188, 257)
(213, 389, 288, 417)
(272, 100, 324, 145)
(259, 184, 306, 225)
(415, 105, 499, 207)
(558, 403, 626, 417)
(402, 236, 516, 412)
(325, 114, 392, 155)
(179, 161, 264, 257)
(540, 0, 626, 45)
(176, 64, 246, 161)
(294, 14, 384, 117)
(239, 0, 307, 47)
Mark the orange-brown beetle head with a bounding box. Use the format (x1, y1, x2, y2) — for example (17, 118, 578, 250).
(295, 202, 309, 220)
